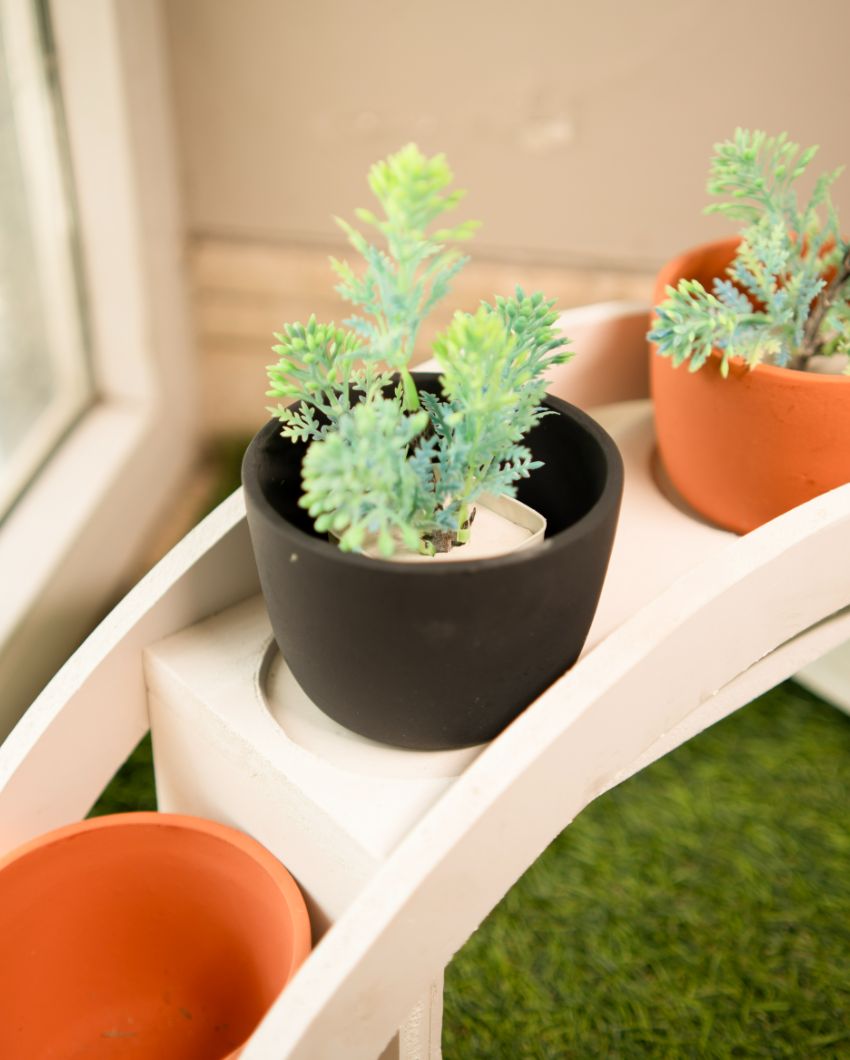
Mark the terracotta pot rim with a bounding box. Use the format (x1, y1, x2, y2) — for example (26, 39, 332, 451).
(654, 234, 740, 285)
(0, 811, 311, 978)
(669, 346, 850, 386)
(654, 235, 850, 387)
(242, 373, 625, 577)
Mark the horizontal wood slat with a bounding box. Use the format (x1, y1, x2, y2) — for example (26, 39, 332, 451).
(193, 237, 654, 436)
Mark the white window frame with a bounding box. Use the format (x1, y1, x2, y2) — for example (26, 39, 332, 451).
(0, 0, 197, 734)
(0, 0, 91, 516)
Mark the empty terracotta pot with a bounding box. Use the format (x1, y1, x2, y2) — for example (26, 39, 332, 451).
(0, 812, 311, 1059)
(650, 237, 850, 533)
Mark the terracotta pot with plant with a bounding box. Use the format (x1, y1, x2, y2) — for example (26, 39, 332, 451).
(649, 129, 850, 534)
(243, 145, 623, 750)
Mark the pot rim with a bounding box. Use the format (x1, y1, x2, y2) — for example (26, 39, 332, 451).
(242, 381, 624, 576)
(653, 235, 850, 387)
(0, 811, 311, 978)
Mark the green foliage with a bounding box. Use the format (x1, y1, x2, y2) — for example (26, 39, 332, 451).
(429, 294, 570, 539)
(649, 128, 850, 375)
(332, 143, 479, 411)
(299, 399, 430, 556)
(267, 145, 573, 557)
(266, 317, 365, 440)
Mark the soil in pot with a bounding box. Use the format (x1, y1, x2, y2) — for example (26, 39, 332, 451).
(0, 812, 311, 1059)
(243, 373, 623, 751)
(650, 237, 850, 534)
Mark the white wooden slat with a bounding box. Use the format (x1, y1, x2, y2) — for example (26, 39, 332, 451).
(548, 302, 652, 408)
(608, 606, 850, 791)
(0, 492, 258, 851)
(243, 481, 850, 1059)
(795, 641, 850, 716)
(582, 401, 733, 653)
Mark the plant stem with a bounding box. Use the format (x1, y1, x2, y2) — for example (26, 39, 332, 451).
(456, 502, 471, 544)
(800, 245, 850, 359)
(400, 366, 420, 412)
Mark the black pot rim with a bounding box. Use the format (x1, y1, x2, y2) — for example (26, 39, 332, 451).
(242, 379, 624, 577)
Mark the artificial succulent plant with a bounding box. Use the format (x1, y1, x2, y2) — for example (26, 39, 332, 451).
(650, 129, 850, 376)
(266, 145, 571, 557)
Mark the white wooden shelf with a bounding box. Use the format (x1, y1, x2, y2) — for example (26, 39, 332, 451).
(146, 595, 482, 932)
(1, 303, 848, 1060)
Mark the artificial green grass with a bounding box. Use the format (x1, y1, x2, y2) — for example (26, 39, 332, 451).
(91, 681, 850, 1055)
(200, 436, 254, 518)
(89, 733, 156, 817)
(442, 681, 850, 1058)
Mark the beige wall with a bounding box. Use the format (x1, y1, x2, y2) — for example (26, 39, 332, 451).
(164, 0, 850, 269)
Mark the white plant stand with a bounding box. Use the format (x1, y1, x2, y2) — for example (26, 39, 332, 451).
(0, 303, 848, 1059)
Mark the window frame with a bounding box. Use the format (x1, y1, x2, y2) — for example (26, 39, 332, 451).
(0, 0, 92, 517)
(0, 0, 197, 734)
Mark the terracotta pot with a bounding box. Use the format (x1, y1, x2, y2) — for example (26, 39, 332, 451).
(0, 812, 311, 1059)
(650, 237, 850, 533)
(243, 373, 623, 750)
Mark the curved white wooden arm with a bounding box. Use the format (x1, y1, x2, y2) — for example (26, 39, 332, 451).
(244, 482, 850, 1059)
(0, 492, 258, 851)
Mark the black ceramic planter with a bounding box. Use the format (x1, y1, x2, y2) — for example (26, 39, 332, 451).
(242, 375, 623, 750)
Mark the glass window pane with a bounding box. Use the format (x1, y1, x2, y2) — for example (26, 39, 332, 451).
(0, 1, 90, 518)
